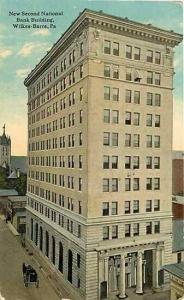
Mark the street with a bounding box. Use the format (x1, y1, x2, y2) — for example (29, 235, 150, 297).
(0, 217, 61, 300)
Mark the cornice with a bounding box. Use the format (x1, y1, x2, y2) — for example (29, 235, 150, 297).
(24, 8, 182, 87)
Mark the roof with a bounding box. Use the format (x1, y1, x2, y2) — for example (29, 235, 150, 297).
(0, 189, 18, 196)
(8, 170, 18, 179)
(163, 262, 184, 280)
(11, 156, 27, 174)
(24, 8, 182, 86)
(8, 196, 27, 202)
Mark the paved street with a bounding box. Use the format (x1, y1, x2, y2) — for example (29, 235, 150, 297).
(0, 217, 61, 300)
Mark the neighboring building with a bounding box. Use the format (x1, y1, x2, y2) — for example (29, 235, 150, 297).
(0, 189, 18, 214)
(163, 262, 184, 300)
(11, 156, 27, 174)
(6, 196, 27, 234)
(0, 125, 11, 169)
(172, 195, 184, 264)
(24, 9, 182, 300)
(172, 151, 184, 196)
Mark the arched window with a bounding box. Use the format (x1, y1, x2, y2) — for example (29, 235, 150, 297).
(45, 231, 49, 257)
(58, 242, 63, 273)
(39, 226, 43, 251)
(52, 236, 55, 265)
(68, 249, 73, 283)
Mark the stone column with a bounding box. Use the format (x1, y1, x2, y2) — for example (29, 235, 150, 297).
(109, 258, 117, 292)
(119, 255, 126, 299)
(104, 257, 109, 297)
(153, 248, 160, 288)
(136, 251, 143, 294)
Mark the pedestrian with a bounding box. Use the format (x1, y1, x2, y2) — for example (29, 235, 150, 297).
(22, 262, 27, 275)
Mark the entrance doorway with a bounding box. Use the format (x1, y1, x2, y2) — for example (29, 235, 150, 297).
(144, 250, 153, 287)
(100, 281, 107, 299)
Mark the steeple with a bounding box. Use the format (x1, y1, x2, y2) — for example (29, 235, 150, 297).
(2, 124, 5, 135)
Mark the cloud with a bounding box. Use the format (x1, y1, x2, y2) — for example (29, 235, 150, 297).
(0, 48, 12, 59)
(32, 29, 50, 36)
(16, 68, 31, 78)
(18, 42, 49, 57)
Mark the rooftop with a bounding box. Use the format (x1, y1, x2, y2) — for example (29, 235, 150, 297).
(0, 189, 18, 197)
(8, 196, 27, 202)
(163, 262, 184, 280)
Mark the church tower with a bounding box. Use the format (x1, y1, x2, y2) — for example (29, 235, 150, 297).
(0, 125, 11, 169)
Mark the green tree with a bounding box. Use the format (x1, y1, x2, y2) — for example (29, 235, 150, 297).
(15, 174, 27, 195)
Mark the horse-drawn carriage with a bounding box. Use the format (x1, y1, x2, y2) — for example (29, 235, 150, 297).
(22, 263, 39, 288)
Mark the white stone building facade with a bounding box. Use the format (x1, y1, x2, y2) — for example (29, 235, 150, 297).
(24, 9, 182, 300)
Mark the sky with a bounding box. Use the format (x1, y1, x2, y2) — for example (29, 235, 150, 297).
(0, 0, 183, 155)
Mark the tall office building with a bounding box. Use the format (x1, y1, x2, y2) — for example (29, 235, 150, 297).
(24, 9, 182, 300)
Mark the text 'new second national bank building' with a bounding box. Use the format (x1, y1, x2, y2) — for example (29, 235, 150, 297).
(24, 9, 182, 300)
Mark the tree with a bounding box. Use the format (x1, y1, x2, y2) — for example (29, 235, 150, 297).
(15, 174, 27, 195)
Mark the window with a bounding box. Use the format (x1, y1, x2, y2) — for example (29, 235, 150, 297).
(133, 134, 140, 147)
(147, 50, 153, 63)
(134, 91, 140, 104)
(103, 155, 110, 169)
(103, 132, 110, 146)
(146, 135, 152, 148)
(78, 225, 81, 237)
(80, 87, 83, 101)
(146, 178, 152, 190)
(104, 109, 110, 123)
(112, 110, 119, 124)
(125, 156, 131, 169)
(79, 110, 83, 124)
(126, 90, 131, 103)
(79, 132, 83, 146)
(112, 178, 118, 192)
(133, 178, 139, 191)
(126, 45, 132, 59)
(113, 66, 119, 79)
(112, 156, 118, 169)
(155, 73, 161, 85)
(155, 94, 161, 106)
(103, 226, 109, 239)
(177, 252, 182, 264)
(146, 200, 152, 212)
(113, 88, 119, 101)
(104, 40, 111, 54)
(147, 71, 153, 84)
(146, 222, 152, 234)
(104, 65, 110, 77)
(113, 42, 119, 56)
(125, 112, 131, 125)
(147, 93, 153, 105)
(102, 202, 109, 216)
(154, 221, 160, 233)
(125, 134, 131, 147)
(80, 42, 84, 56)
(103, 179, 109, 192)
(77, 254, 81, 268)
(154, 178, 160, 190)
(133, 223, 139, 236)
(112, 225, 118, 239)
(154, 199, 160, 211)
(133, 200, 139, 213)
(79, 178, 82, 191)
(112, 133, 118, 146)
(125, 178, 131, 191)
(133, 113, 140, 126)
(154, 157, 160, 169)
(126, 69, 132, 81)
(155, 115, 160, 127)
(80, 65, 83, 78)
(112, 202, 118, 215)
(146, 114, 152, 126)
(134, 47, 140, 60)
(155, 52, 161, 64)
(133, 156, 139, 169)
(79, 155, 82, 169)
(104, 86, 110, 100)
(125, 201, 131, 214)
(125, 224, 131, 237)
(146, 156, 152, 169)
(154, 136, 160, 148)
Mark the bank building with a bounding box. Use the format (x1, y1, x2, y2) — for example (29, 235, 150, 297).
(24, 9, 182, 300)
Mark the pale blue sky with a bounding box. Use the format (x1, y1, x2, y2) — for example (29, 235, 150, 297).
(0, 0, 183, 155)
